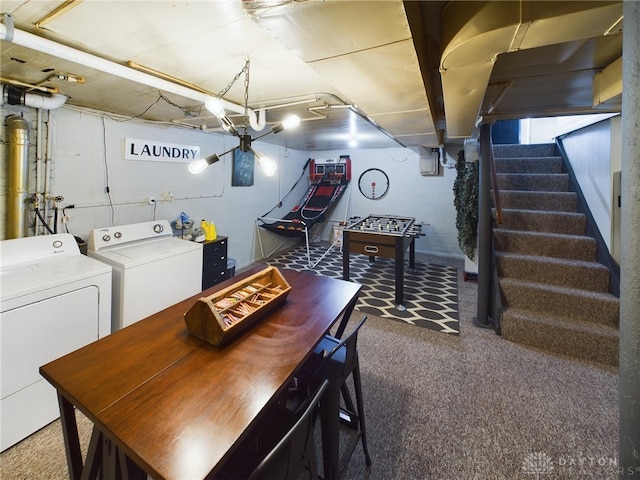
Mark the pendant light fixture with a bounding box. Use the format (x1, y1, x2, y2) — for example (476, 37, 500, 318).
(189, 59, 300, 176)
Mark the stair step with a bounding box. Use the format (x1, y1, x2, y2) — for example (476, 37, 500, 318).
(496, 190, 577, 212)
(493, 143, 557, 158)
(499, 277, 619, 328)
(494, 229, 597, 260)
(495, 156, 563, 174)
(497, 173, 569, 191)
(493, 142, 618, 367)
(496, 252, 610, 292)
(501, 308, 619, 366)
(500, 209, 585, 235)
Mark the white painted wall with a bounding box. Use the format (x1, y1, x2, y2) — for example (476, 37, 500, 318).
(559, 117, 622, 261)
(1, 103, 464, 270)
(521, 114, 617, 144)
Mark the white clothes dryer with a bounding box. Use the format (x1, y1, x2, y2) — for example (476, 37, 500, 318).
(87, 220, 202, 331)
(0, 234, 112, 451)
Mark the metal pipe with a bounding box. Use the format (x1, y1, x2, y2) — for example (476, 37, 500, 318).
(127, 60, 265, 132)
(43, 113, 54, 232)
(0, 76, 59, 94)
(2, 85, 67, 109)
(35, 109, 43, 235)
(0, 18, 250, 123)
(35, 0, 84, 28)
(5, 115, 30, 239)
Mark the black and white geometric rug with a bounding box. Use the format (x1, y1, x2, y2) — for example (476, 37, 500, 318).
(268, 245, 460, 335)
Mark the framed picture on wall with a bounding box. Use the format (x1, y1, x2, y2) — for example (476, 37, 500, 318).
(232, 148, 254, 186)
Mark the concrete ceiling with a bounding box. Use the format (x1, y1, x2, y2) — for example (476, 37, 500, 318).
(0, 1, 624, 151)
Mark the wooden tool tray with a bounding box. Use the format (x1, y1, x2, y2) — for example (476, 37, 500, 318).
(184, 266, 291, 346)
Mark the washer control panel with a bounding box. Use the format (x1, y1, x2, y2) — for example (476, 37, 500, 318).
(87, 220, 172, 252)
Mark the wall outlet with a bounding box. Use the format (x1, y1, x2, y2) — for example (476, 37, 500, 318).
(147, 197, 155, 205)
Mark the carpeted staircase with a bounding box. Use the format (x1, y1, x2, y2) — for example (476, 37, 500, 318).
(492, 143, 619, 366)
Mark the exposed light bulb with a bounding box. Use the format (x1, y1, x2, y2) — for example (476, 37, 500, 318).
(205, 97, 226, 119)
(281, 114, 300, 130)
(271, 114, 301, 134)
(260, 157, 278, 176)
(254, 150, 278, 177)
(188, 158, 208, 174)
(188, 153, 221, 174)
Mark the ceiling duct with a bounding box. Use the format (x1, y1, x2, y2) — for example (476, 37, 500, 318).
(440, 1, 624, 138)
(593, 57, 622, 108)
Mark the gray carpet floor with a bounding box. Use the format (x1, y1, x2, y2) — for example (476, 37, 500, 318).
(0, 254, 618, 479)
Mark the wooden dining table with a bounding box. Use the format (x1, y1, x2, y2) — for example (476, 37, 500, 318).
(39, 266, 361, 480)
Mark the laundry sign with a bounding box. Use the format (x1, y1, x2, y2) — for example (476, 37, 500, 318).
(124, 138, 201, 163)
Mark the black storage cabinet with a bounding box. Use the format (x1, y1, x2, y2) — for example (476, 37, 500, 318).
(202, 236, 228, 290)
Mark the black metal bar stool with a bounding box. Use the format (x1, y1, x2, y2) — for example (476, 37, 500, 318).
(218, 380, 329, 480)
(298, 316, 372, 479)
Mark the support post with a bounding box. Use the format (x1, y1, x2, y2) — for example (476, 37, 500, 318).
(619, 1, 640, 477)
(475, 123, 492, 328)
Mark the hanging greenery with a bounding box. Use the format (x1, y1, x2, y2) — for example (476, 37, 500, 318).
(453, 149, 479, 261)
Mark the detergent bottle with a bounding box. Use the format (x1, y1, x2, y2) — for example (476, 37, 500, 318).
(201, 220, 217, 241)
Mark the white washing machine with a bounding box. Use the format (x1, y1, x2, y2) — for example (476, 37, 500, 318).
(0, 234, 112, 452)
(87, 220, 203, 331)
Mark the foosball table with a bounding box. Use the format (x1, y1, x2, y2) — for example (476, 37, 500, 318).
(342, 214, 424, 310)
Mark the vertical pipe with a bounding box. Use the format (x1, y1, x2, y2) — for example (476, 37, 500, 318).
(36, 109, 42, 212)
(43, 110, 54, 233)
(475, 123, 492, 327)
(5, 115, 30, 239)
(619, 1, 640, 477)
(35, 108, 45, 236)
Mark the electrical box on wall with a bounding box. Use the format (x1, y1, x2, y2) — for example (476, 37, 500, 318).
(417, 147, 441, 176)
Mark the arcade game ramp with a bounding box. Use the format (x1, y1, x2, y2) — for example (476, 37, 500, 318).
(258, 155, 351, 237)
(257, 156, 352, 266)
(260, 182, 348, 237)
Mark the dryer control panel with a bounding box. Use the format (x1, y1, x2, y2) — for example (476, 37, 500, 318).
(1, 233, 80, 268)
(88, 219, 172, 252)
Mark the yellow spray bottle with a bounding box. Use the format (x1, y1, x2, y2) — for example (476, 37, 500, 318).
(201, 220, 217, 241)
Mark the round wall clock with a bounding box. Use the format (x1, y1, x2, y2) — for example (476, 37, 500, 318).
(358, 168, 389, 200)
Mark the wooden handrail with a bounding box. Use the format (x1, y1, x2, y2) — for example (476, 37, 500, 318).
(488, 141, 503, 225)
